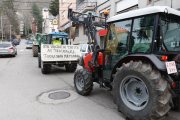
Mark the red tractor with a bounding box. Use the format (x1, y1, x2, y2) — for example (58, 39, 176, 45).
(68, 6, 180, 120)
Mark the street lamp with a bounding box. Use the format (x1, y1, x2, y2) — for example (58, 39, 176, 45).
(1, 16, 6, 41)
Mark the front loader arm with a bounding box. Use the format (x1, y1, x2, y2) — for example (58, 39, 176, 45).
(68, 9, 107, 51)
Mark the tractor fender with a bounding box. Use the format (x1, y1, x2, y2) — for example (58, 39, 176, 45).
(110, 54, 166, 82)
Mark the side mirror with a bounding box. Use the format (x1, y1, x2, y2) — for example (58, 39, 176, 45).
(71, 27, 76, 39)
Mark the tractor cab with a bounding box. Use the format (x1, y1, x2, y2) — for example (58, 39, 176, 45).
(47, 32, 69, 45)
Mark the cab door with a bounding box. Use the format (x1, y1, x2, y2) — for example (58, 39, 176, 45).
(103, 19, 132, 80)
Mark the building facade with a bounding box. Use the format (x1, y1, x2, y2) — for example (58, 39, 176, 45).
(42, 8, 59, 34)
(59, 0, 96, 45)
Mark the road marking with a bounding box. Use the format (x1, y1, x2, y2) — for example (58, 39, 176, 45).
(20, 50, 24, 51)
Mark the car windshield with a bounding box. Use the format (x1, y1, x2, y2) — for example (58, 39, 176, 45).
(81, 45, 87, 52)
(0, 43, 11, 48)
(161, 15, 180, 51)
(13, 39, 18, 42)
(27, 41, 33, 44)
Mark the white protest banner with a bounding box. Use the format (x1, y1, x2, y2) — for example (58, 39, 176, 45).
(41, 44, 81, 61)
(165, 61, 177, 74)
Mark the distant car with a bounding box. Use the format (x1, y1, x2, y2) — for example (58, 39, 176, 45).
(0, 42, 17, 57)
(12, 39, 20, 46)
(26, 40, 33, 49)
(80, 44, 94, 57)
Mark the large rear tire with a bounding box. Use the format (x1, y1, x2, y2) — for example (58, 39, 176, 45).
(74, 68, 93, 95)
(32, 45, 38, 57)
(41, 60, 51, 74)
(65, 63, 77, 72)
(38, 53, 41, 68)
(112, 61, 172, 120)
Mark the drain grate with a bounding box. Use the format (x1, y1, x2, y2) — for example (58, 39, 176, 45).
(49, 92, 70, 100)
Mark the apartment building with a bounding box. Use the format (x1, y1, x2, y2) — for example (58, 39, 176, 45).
(59, 0, 96, 45)
(59, 0, 76, 43)
(42, 8, 59, 34)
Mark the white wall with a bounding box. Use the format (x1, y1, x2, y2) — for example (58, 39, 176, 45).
(138, 0, 180, 9)
(73, 24, 88, 44)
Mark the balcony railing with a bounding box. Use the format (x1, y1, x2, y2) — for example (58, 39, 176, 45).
(76, 0, 96, 12)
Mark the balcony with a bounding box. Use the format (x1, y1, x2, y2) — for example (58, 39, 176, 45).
(76, 0, 96, 13)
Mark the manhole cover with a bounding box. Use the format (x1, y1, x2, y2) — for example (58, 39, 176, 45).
(37, 90, 79, 104)
(49, 92, 70, 100)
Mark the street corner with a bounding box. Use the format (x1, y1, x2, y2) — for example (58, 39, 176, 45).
(37, 89, 79, 104)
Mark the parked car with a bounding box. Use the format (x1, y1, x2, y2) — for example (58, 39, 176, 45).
(26, 40, 33, 49)
(12, 39, 20, 46)
(80, 44, 94, 57)
(0, 42, 17, 57)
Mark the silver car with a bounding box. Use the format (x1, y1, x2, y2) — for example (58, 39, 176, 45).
(0, 42, 17, 57)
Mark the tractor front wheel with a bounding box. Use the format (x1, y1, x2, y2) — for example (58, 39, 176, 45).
(112, 61, 172, 120)
(74, 68, 93, 96)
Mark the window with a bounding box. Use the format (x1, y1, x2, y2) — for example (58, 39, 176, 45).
(104, 19, 132, 79)
(62, 11, 65, 19)
(52, 29, 55, 32)
(75, 26, 79, 37)
(160, 15, 180, 51)
(69, 4, 72, 9)
(131, 15, 155, 53)
(148, 0, 158, 4)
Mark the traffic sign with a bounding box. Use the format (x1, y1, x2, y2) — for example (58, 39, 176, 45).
(52, 19, 58, 25)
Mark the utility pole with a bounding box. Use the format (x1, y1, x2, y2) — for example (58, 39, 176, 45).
(10, 25, 13, 40)
(151, 0, 154, 6)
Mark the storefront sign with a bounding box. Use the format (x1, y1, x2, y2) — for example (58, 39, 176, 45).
(61, 22, 72, 31)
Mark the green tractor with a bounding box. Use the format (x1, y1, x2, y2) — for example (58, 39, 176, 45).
(32, 33, 47, 57)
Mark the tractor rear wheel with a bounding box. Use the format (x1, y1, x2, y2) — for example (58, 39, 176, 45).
(32, 45, 38, 57)
(112, 61, 172, 120)
(41, 60, 51, 74)
(65, 63, 77, 72)
(74, 68, 93, 95)
(38, 53, 41, 68)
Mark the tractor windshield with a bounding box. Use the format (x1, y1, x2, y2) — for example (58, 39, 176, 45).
(161, 15, 180, 51)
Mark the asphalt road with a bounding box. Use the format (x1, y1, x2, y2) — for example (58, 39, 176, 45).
(0, 39, 179, 120)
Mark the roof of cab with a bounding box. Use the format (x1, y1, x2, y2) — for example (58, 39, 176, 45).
(48, 32, 68, 36)
(107, 6, 180, 23)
